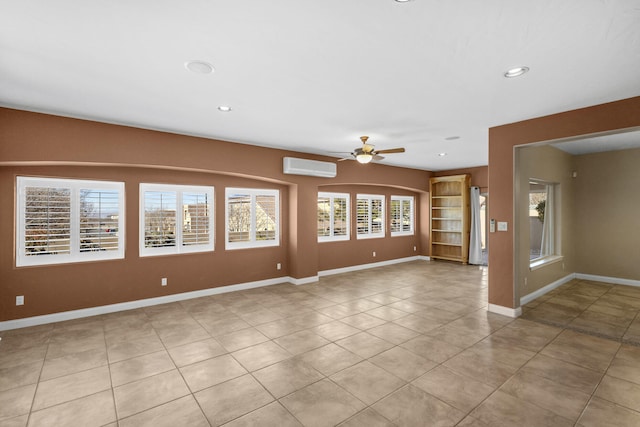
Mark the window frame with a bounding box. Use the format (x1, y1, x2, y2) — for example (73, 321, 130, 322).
(390, 195, 415, 236)
(16, 176, 125, 267)
(139, 183, 214, 257)
(225, 187, 280, 250)
(317, 192, 350, 242)
(528, 180, 562, 270)
(356, 194, 385, 239)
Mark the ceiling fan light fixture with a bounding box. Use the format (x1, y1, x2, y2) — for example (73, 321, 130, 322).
(218, 105, 232, 112)
(504, 66, 529, 78)
(356, 153, 373, 164)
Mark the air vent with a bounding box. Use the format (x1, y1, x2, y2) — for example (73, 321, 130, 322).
(283, 157, 337, 178)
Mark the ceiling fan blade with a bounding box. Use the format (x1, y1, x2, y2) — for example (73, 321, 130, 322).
(337, 157, 353, 162)
(374, 147, 405, 154)
(373, 155, 385, 161)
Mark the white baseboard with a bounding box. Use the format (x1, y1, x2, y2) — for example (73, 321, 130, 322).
(575, 273, 640, 288)
(518, 272, 640, 308)
(0, 256, 431, 331)
(319, 256, 426, 277)
(289, 276, 319, 286)
(488, 303, 522, 318)
(0, 276, 290, 331)
(520, 273, 576, 306)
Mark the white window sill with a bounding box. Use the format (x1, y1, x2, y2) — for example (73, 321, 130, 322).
(318, 236, 350, 243)
(530, 255, 563, 271)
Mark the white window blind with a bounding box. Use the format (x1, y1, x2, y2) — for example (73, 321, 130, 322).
(318, 192, 349, 242)
(140, 184, 214, 256)
(17, 177, 125, 266)
(318, 196, 331, 238)
(356, 194, 385, 239)
(226, 188, 279, 249)
(80, 188, 122, 252)
(183, 192, 211, 246)
(143, 190, 177, 249)
(391, 196, 414, 236)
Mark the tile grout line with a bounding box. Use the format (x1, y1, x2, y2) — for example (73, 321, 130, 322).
(571, 338, 624, 427)
(23, 328, 51, 426)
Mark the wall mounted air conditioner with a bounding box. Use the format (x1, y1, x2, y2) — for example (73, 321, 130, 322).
(283, 157, 337, 178)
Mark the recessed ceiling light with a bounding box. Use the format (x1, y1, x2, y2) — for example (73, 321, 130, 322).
(445, 136, 460, 141)
(438, 152, 447, 157)
(185, 60, 215, 74)
(217, 105, 232, 112)
(504, 66, 529, 78)
(395, 0, 412, 2)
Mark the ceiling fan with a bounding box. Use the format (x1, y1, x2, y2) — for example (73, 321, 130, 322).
(338, 136, 406, 164)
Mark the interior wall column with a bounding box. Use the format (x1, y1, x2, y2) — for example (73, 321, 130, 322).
(287, 182, 319, 282)
(488, 96, 640, 315)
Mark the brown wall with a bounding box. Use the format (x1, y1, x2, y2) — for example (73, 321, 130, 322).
(317, 185, 422, 271)
(488, 96, 640, 309)
(1, 165, 290, 320)
(574, 147, 640, 280)
(0, 108, 432, 321)
(434, 166, 488, 193)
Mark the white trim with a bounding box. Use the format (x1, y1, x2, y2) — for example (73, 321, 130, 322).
(317, 192, 350, 242)
(0, 256, 434, 331)
(0, 276, 289, 331)
(418, 256, 431, 261)
(319, 256, 424, 277)
(390, 196, 415, 236)
(518, 272, 640, 307)
(225, 188, 280, 250)
(16, 176, 125, 266)
(520, 273, 575, 305)
(355, 194, 385, 239)
(140, 183, 215, 256)
(529, 255, 563, 271)
(488, 303, 522, 318)
(575, 273, 640, 288)
(289, 276, 319, 285)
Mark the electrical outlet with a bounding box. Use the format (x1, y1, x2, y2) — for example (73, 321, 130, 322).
(524, 277, 528, 287)
(277, 263, 282, 270)
(372, 251, 376, 257)
(16, 295, 24, 306)
(161, 278, 167, 286)
(413, 246, 417, 252)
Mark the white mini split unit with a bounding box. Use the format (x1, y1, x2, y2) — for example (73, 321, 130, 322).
(283, 157, 337, 178)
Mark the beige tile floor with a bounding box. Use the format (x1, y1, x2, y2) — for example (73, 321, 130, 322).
(0, 261, 639, 426)
(522, 278, 640, 345)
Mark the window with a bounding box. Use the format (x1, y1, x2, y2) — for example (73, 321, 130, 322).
(318, 192, 349, 242)
(390, 196, 414, 236)
(17, 177, 125, 266)
(356, 194, 385, 239)
(226, 188, 279, 249)
(529, 180, 560, 268)
(140, 184, 214, 256)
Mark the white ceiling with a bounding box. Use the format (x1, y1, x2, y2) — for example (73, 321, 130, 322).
(552, 129, 640, 155)
(1, 0, 639, 171)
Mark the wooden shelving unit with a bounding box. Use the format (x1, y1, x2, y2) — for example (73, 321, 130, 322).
(429, 174, 471, 264)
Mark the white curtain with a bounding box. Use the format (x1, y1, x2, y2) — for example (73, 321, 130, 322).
(469, 186, 483, 265)
(540, 184, 555, 257)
